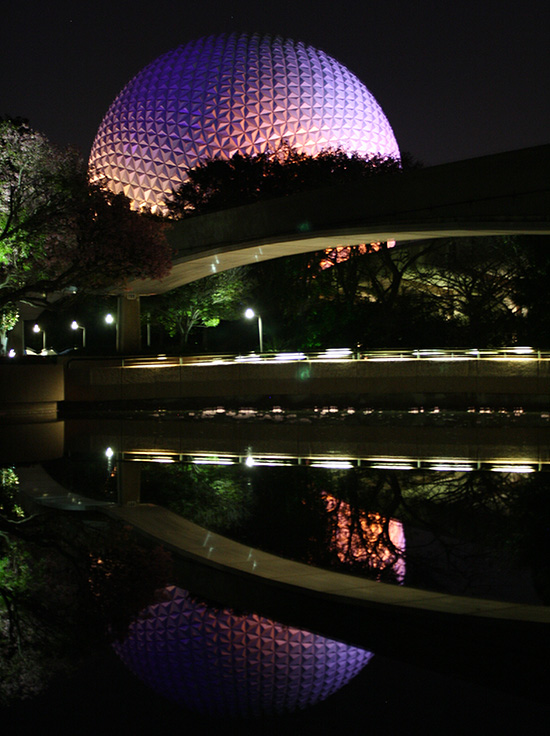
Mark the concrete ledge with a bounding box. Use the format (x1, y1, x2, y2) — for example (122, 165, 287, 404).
(0, 363, 63, 422)
(64, 357, 550, 409)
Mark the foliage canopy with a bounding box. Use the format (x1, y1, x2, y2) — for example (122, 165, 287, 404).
(0, 117, 173, 312)
(165, 144, 402, 217)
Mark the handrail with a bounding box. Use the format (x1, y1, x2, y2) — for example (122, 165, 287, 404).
(64, 346, 547, 369)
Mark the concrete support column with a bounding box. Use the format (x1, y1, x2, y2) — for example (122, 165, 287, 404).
(117, 460, 141, 505)
(117, 294, 141, 354)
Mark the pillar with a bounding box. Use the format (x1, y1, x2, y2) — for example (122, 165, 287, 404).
(117, 294, 141, 354)
(117, 460, 141, 505)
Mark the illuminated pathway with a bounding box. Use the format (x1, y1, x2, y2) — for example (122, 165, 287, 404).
(64, 345, 550, 410)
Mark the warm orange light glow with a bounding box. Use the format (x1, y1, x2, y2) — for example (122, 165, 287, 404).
(322, 492, 405, 582)
(319, 240, 396, 269)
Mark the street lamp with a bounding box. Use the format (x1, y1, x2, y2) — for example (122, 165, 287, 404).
(33, 323, 46, 352)
(71, 320, 86, 348)
(244, 308, 263, 353)
(105, 313, 115, 325)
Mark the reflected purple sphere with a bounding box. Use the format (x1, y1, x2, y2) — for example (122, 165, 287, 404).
(112, 586, 373, 717)
(89, 33, 400, 209)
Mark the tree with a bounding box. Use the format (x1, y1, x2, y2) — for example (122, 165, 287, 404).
(512, 234, 550, 345)
(145, 267, 253, 349)
(0, 117, 173, 316)
(165, 143, 402, 217)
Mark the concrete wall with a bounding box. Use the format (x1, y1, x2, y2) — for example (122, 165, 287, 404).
(0, 363, 64, 422)
(64, 357, 550, 409)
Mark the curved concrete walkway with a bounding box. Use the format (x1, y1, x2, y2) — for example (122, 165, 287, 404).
(107, 502, 550, 624)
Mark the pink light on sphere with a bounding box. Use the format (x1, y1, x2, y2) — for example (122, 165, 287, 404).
(89, 33, 400, 210)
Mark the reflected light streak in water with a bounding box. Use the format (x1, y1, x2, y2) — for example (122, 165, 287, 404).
(113, 586, 373, 718)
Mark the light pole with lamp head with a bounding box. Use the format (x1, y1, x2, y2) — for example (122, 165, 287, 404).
(71, 320, 86, 348)
(33, 324, 46, 352)
(244, 308, 263, 353)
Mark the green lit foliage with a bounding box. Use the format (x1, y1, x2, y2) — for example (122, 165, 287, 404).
(141, 462, 253, 534)
(0, 467, 25, 520)
(0, 302, 17, 354)
(165, 143, 402, 217)
(145, 266, 253, 348)
(0, 117, 172, 311)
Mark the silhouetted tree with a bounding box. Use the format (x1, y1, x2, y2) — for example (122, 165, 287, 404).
(165, 143, 402, 217)
(0, 117, 172, 315)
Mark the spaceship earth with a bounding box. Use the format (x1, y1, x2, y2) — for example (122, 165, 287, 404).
(89, 33, 400, 210)
(112, 586, 373, 717)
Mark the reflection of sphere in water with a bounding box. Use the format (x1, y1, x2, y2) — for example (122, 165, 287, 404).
(89, 33, 400, 210)
(113, 586, 373, 717)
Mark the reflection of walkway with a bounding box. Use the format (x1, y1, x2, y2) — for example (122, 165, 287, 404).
(18, 464, 550, 699)
(107, 503, 550, 625)
(108, 503, 550, 700)
(16, 464, 111, 511)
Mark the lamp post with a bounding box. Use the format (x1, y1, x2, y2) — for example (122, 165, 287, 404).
(33, 323, 46, 352)
(244, 308, 263, 353)
(71, 320, 86, 348)
(104, 313, 117, 351)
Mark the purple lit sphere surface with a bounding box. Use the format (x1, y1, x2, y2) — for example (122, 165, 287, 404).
(112, 586, 373, 717)
(89, 33, 400, 209)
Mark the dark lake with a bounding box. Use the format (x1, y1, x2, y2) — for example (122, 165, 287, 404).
(5, 406, 550, 731)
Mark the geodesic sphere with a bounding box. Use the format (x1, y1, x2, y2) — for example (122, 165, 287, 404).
(89, 33, 399, 210)
(112, 586, 373, 717)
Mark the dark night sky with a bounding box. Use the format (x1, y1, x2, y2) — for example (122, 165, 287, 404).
(4, 0, 549, 166)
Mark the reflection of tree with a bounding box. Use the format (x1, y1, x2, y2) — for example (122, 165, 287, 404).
(355, 468, 550, 603)
(141, 463, 253, 534)
(0, 469, 172, 705)
(321, 493, 405, 583)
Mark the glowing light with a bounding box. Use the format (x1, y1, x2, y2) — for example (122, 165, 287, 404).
(310, 460, 353, 469)
(491, 465, 535, 473)
(371, 463, 415, 470)
(105, 447, 114, 459)
(89, 33, 400, 210)
(322, 493, 406, 583)
(275, 352, 306, 361)
(511, 346, 534, 354)
(320, 348, 353, 359)
(192, 457, 235, 466)
(430, 464, 474, 472)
